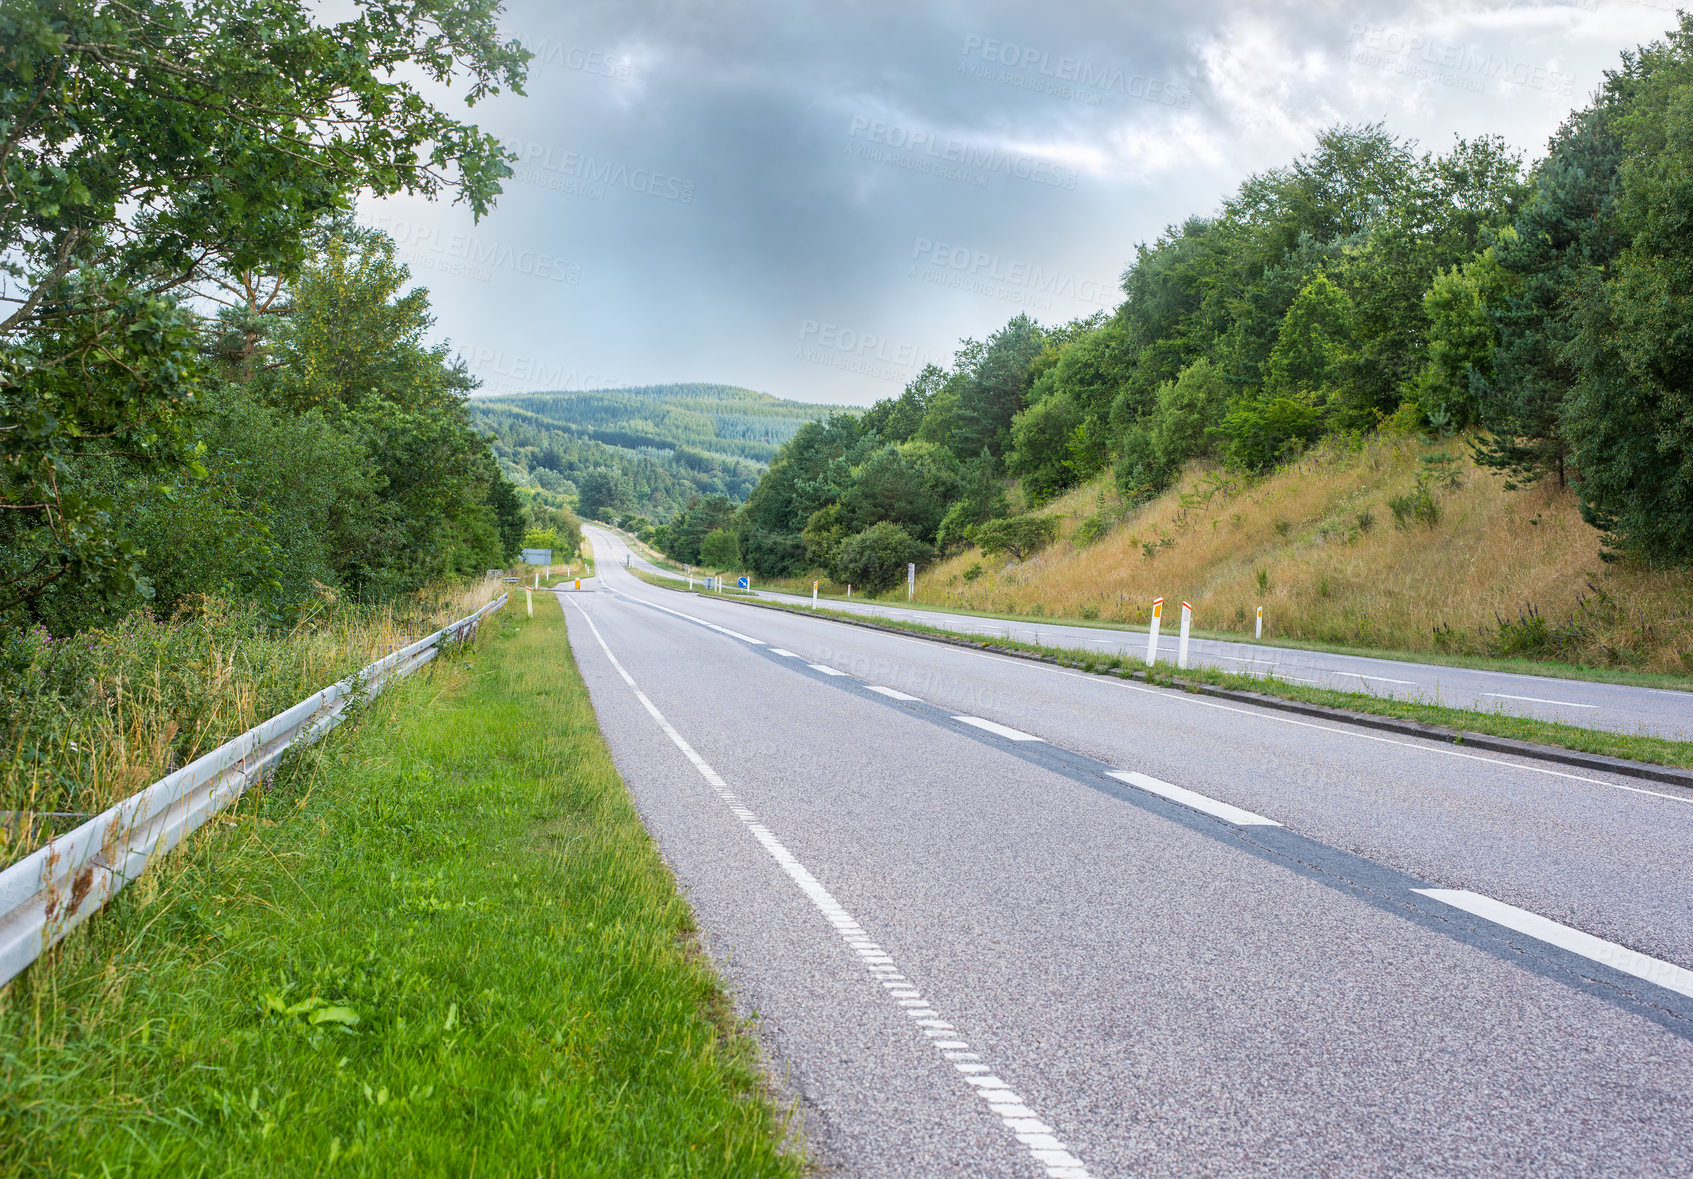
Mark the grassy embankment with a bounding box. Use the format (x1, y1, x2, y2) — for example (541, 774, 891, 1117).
(773, 436, 1693, 684)
(731, 597, 1693, 771)
(1, 581, 504, 865)
(0, 597, 800, 1176)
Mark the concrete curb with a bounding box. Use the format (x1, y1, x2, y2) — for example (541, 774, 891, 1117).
(718, 594, 1693, 791)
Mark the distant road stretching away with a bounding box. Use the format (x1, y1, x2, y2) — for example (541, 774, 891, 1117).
(594, 529, 1691, 741)
(568, 524, 1693, 1176)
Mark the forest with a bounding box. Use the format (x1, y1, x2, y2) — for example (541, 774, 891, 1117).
(472, 384, 846, 524)
(684, 18, 1693, 588)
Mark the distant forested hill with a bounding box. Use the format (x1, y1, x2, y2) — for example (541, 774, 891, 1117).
(472, 384, 854, 522)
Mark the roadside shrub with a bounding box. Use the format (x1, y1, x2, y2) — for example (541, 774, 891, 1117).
(1073, 514, 1111, 547)
(1388, 485, 1441, 529)
(699, 528, 742, 570)
(1217, 396, 1325, 473)
(962, 562, 986, 583)
(831, 523, 934, 595)
(975, 515, 1061, 562)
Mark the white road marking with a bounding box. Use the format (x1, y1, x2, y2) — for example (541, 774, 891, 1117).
(953, 716, 1043, 742)
(564, 598, 1092, 1179)
(617, 594, 765, 644)
(810, 663, 848, 676)
(1332, 671, 1419, 686)
(1413, 889, 1693, 999)
(1484, 692, 1598, 708)
(1107, 771, 1283, 827)
(868, 685, 922, 701)
(596, 584, 1693, 805)
(770, 648, 800, 658)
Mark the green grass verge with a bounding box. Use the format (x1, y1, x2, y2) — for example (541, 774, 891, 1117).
(752, 583, 1693, 694)
(738, 599, 1693, 772)
(0, 602, 800, 1177)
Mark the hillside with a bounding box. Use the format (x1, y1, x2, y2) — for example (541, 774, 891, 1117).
(473, 384, 854, 521)
(917, 436, 1693, 675)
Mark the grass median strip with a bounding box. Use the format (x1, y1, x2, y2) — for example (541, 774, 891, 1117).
(725, 597, 1693, 774)
(0, 600, 801, 1176)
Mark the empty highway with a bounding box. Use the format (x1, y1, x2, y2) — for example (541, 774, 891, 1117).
(593, 529, 1693, 741)
(561, 530, 1693, 1177)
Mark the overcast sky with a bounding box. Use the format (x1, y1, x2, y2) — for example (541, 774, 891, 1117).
(360, 0, 1681, 407)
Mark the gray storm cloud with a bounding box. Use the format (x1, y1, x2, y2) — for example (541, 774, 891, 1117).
(361, 0, 1677, 405)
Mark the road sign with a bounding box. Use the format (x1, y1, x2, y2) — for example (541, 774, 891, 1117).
(738, 576, 750, 589)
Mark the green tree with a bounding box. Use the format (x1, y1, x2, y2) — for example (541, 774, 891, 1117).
(1475, 104, 1627, 488)
(950, 315, 1047, 460)
(830, 522, 933, 595)
(0, 0, 525, 618)
(974, 514, 1061, 561)
(1405, 244, 1514, 430)
(699, 528, 742, 571)
(1265, 272, 1358, 410)
(1563, 16, 1693, 565)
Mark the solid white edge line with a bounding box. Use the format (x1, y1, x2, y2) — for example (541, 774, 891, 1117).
(953, 716, 1043, 742)
(1106, 771, 1283, 827)
(1412, 888, 1693, 1000)
(560, 595, 1093, 1179)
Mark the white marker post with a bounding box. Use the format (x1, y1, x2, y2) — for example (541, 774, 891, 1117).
(1178, 601, 1192, 669)
(1256, 605, 1263, 640)
(908, 562, 916, 601)
(812, 580, 819, 609)
(525, 588, 533, 617)
(847, 584, 852, 599)
(1146, 598, 1163, 666)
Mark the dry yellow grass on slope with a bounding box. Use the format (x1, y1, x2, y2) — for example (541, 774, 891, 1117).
(919, 435, 1693, 675)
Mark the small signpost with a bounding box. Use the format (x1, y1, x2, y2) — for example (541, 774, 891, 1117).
(907, 562, 916, 601)
(1146, 597, 1163, 666)
(738, 576, 750, 590)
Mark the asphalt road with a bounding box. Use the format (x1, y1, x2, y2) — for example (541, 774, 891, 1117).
(591, 529, 1693, 741)
(563, 527, 1693, 1177)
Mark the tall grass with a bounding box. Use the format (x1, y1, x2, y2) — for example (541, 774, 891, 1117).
(0, 601, 801, 1175)
(920, 435, 1693, 675)
(1, 580, 502, 866)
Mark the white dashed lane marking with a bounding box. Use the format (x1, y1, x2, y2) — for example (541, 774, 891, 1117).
(1414, 889, 1693, 999)
(810, 663, 848, 676)
(868, 685, 922, 701)
(1484, 692, 1598, 708)
(954, 716, 1044, 742)
(565, 598, 1094, 1179)
(1107, 771, 1283, 828)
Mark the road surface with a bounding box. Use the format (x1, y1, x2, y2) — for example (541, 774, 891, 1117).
(560, 528, 1693, 1177)
(590, 529, 1692, 741)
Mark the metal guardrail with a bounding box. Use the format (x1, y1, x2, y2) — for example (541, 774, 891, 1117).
(0, 594, 507, 989)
